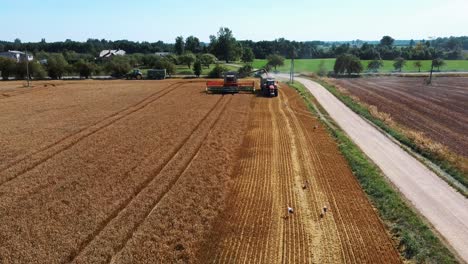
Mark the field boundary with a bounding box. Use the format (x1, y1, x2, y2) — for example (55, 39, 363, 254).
(286, 81, 459, 263)
(310, 77, 468, 196)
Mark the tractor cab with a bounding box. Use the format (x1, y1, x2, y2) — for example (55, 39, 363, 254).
(261, 77, 279, 97)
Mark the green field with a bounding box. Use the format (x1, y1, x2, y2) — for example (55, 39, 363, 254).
(253, 59, 468, 73)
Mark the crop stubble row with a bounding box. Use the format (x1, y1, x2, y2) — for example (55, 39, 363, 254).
(198, 85, 401, 263)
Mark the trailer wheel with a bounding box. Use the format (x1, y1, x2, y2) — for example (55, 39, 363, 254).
(136, 75, 142, 80)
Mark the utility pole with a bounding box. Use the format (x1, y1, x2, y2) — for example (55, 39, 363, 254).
(25, 49, 30, 87)
(290, 46, 296, 84)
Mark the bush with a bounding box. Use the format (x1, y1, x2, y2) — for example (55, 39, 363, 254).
(152, 58, 176, 76)
(193, 60, 202, 77)
(105, 56, 131, 77)
(0, 57, 16, 80)
(74, 59, 97, 79)
(208, 64, 228, 78)
(200, 53, 217, 68)
(178, 53, 196, 68)
(46, 54, 69, 79)
(367, 59, 383, 72)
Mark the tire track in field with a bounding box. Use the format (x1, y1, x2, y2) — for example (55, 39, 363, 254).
(0, 85, 51, 100)
(70, 96, 232, 264)
(0, 81, 182, 172)
(0, 82, 185, 186)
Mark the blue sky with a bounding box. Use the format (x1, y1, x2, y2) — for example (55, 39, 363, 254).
(1, 0, 467, 42)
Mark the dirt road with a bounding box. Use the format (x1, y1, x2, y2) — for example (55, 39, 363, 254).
(198, 86, 400, 263)
(280, 75, 468, 262)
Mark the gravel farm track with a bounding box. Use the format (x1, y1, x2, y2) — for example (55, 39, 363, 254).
(0, 80, 400, 263)
(330, 77, 468, 157)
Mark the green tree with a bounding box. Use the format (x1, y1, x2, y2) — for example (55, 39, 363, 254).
(105, 56, 131, 77)
(266, 54, 285, 71)
(334, 54, 363, 75)
(178, 53, 196, 69)
(209, 27, 242, 63)
(432, 58, 445, 71)
(46, 54, 69, 79)
(367, 59, 383, 72)
(393, 57, 406, 72)
(200, 53, 217, 68)
(185, 36, 201, 53)
(74, 59, 97, 79)
(175, 36, 185, 55)
(152, 58, 176, 75)
(193, 60, 202, 77)
(317, 60, 327, 76)
(241, 47, 255, 64)
(380, 36, 395, 46)
(413, 61, 422, 72)
(238, 64, 253, 77)
(15, 61, 47, 79)
(0, 57, 16, 80)
(208, 64, 228, 78)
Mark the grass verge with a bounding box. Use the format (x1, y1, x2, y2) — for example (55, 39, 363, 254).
(287, 81, 458, 263)
(311, 78, 467, 195)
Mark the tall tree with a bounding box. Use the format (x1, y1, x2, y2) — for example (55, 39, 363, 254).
(193, 60, 202, 77)
(175, 36, 185, 55)
(185, 36, 201, 53)
(380, 36, 395, 46)
(241, 47, 255, 63)
(209, 27, 242, 63)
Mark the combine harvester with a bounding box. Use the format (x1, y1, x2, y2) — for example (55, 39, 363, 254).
(206, 69, 278, 97)
(206, 71, 256, 94)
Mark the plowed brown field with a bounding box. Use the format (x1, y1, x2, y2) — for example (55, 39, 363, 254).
(330, 77, 468, 157)
(0, 80, 400, 263)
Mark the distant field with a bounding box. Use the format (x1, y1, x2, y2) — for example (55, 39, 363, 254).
(253, 59, 468, 73)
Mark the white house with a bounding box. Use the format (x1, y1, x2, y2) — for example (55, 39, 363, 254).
(99, 49, 126, 58)
(0, 50, 34, 62)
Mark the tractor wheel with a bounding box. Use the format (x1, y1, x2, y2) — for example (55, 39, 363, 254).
(274, 90, 278, 97)
(136, 75, 142, 80)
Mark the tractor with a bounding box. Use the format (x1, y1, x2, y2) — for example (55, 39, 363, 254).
(126, 69, 143, 80)
(260, 76, 279, 97)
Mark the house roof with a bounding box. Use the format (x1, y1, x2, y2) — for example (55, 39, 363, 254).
(99, 49, 126, 58)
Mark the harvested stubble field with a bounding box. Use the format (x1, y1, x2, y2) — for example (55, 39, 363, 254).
(0, 80, 400, 263)
(330, 77, 468, 158)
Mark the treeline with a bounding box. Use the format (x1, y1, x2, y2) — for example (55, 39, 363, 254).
(1, 35, 466, 60)
(0, 39, 173, 55)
